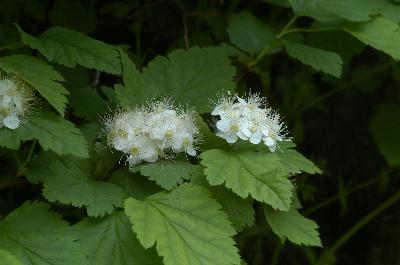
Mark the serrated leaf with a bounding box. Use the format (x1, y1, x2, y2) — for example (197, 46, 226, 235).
(344, 17, 400, 61)
(227, 11, 275, 55)
(115, 48, 158, 107)
(289, 0, 383, 22)
(0, 55, 68, 115)
(201, 148, 294, 211)
(0, 249, 23, 265)
(276, 148, 322, 174)
(185, 169, 255, 231)
(0, 201, 90, 265)
(124, 184, 241, 265)
(17, 26, 121, 74)
(0, 111, 89, 157)
(264, 206, 322, 247)
(135, 160, 201, 190)
(27, 151, 125, 216)
(370, 104, 400, 167)
(283, 40, 343, 78)
(141, 46, 236, 112)
(74, 212, 162, 265)
(211, 186, 255, 232)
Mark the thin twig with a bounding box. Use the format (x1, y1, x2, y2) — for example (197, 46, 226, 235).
(183, 15, 190, 50)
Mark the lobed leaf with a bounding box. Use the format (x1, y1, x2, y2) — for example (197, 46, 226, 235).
(283, 40, 343, 78)
(135, 160, 202, 190)
(0, 55, 68, 115)
(0, 111, 89, 157)
(116, 46, 236, 112)
(200, 146, 320, 211)
(227, 11, 275, 55)
(344, 17, 400, 61)
(17, 25, 121, 74)
(124, 183, 241, 265)
(264, 206, 322, 247)
(75, 212, 162, 265)
(0, 201, 90, 265)
(27, 152, 125, 216)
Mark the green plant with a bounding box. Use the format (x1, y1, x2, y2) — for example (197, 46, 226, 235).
(1, 1, 399, 265)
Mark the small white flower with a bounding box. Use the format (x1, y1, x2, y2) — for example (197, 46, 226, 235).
(0, 77, 34, 130)
(105, 99, 200, 166)
(212, 93, 287, 151)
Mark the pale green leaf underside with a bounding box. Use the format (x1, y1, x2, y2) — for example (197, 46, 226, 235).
(201, 149, 294, 211)
(75, 212, 162, 265)
(17, 26, 121, 74)
(0, 249, 23, 265)
(0, 55, 68, 115)
(264, 206, 322, 247)
(0, 201, 90, 265)
(124, 184, 241, 265)
(370, 104, 400, 167)
(283, 41, 343, 78)
(201, 147, 320, 211)
(0, 111, 89, 158)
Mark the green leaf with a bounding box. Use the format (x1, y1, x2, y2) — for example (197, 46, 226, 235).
(17, 26, 121, 74)
(2, 111, 89, 157)
(0, 55, 68, 115)
(370, 104, 400, 167)
(115, 48, 157, 108)
(0, 129, 22, 149)
(344, 17, 400, 61)
(74, 212, 162, 265)
(69, 86, 108, 121)
(227, 11, 275, 55)
(264, 206, 322, 247)
(0, 249, 23, 265)
(27, 151, 125, 216)
(211, 186, 255, 232)
(185, 169, 255, 231)
(124, 184, 241, 265)
(289, 0, 383, 22)
(201, 148, 294, 210)
(276, 148, 322, 174)
(135, 160, 201, 190)
(142, 46, 236, 112)
(0, 201, 90, 265)
(109, 168, 162, 199)
(283, 40, 343, 78)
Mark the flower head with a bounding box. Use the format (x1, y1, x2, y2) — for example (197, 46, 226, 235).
(211, 93, 287, 152)
(105, 99, 200, 166)
(0, 76, 34, 130)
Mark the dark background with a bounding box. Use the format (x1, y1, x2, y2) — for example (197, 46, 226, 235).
(0, 1, 399, 264)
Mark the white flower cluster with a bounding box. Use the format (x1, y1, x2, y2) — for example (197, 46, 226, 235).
(212, 94, 287, 152)
(0, 78, 33, 130)
(105, 100, 199, 166)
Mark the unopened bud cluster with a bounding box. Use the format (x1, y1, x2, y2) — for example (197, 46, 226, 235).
(212, 93, 287, 152)
(105, 100, 199, 166)
(0, 77, 33, 130)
